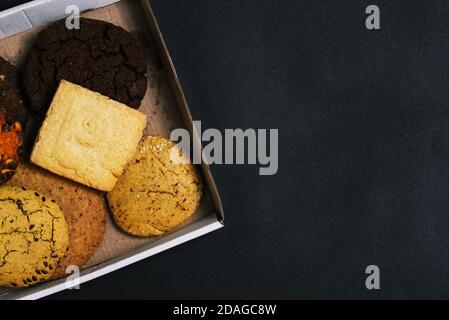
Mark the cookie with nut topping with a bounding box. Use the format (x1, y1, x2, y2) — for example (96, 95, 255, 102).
(0, 186, 69, 287)
(0, 115, 22, 184)
(0, 57, 27, 185)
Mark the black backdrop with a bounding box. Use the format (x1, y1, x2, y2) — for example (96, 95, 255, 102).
(2, 0, 449, 299)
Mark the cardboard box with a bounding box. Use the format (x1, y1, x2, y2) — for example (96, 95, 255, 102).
(0, 0, 224, 300)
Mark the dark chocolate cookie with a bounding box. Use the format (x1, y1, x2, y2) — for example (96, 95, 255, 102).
(0, 57, 19, 91)
(0, 57, 26, 185)
(22, 18, 148, 117)
(0, 57, 27, 125)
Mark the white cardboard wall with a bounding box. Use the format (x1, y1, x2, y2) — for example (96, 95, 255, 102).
(0, 0, 119, 38)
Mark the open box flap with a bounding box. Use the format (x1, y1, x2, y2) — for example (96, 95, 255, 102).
(0, 0, 121, 38)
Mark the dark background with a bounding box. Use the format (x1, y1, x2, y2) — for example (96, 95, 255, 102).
(2, 0, 449, 299)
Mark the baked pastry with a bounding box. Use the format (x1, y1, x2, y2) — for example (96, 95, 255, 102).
(0, 57, 18, 93)
(31, 80, 147, 191)
(0, 186, 69, 287)
(107, 136, 202, 237)
(0, 57, 27, 125)
(8, 162, 107, 279)
(0, 116, 22, 185)
(22, 18, 147, 117)
(0, 57, 27, 185)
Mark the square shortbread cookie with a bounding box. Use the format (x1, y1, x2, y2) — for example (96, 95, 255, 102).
(31, 80, 147, 191)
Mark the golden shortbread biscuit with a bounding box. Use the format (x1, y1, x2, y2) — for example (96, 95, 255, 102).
(0, 186, 69, 287)
(107, 136, 202, 237)
(31, 80, 147, 191)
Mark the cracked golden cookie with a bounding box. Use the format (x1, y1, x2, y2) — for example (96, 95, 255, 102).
(7, 162, 107, 279)
(0, 186, 69, 287)
(107, 136, 202, 237)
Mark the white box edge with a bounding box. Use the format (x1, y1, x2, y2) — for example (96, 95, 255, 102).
(6, 215, 223, 300)
(0, 0, 120, 38)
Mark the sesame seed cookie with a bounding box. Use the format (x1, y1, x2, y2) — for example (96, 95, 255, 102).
(107, 136, 202, 237)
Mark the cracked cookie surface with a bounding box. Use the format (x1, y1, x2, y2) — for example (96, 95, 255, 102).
(107, 136, 202, 237)
(7, 162, 106, 279)
(22, 18, 147, 117)
(0, 186, 69, 287)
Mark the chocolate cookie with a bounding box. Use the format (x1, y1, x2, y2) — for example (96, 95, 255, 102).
(0, 57, 18, 90)
(0, 57, 27, 185)
(22, 18, 148, 117)
(0, 57, 27, 125)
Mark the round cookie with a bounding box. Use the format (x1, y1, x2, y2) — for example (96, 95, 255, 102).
(0, 186, 69, 287)
(0, 57, 27, 126)
(0, 116, 22, 185)
(8, 162, 107, 279)
(22, 18, 148, 117)
(107, 136, 203, 237)
(0, 57, 27, 185)
(0, 57, 19, 91)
